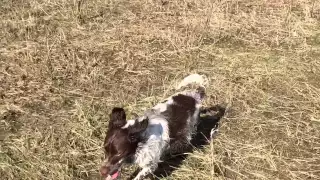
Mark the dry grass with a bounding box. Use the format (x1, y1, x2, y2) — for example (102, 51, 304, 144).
(1, 0, 320, 179)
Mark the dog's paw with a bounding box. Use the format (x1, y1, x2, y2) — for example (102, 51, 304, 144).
(210, 124, 219, 139)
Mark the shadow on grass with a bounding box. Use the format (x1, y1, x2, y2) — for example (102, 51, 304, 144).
(129, 105, 226, 180)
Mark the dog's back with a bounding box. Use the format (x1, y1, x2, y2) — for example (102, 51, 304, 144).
(130, 74, 208, 179)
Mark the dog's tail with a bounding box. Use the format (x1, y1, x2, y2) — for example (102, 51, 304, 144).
(175, 73, 209, 100)
(176, 73, 209, 90)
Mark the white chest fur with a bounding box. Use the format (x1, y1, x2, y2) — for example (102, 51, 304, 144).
(134, 116, 170, 167)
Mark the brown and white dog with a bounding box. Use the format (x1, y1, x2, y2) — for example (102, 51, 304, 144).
(100, 74, 210, 180)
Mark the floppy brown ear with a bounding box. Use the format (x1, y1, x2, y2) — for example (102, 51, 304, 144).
(127, 117, 148, 143)
(109, 107, 126, 128)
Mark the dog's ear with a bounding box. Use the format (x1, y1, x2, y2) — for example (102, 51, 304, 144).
(127, 117, 148, 143)
(109, 107, 126, 128)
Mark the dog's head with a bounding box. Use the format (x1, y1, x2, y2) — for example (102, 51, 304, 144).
(100, 107, 148, 180)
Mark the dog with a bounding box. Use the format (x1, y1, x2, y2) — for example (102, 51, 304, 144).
(100, 74, 212, 180)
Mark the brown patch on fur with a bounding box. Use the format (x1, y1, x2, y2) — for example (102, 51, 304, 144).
(166, 94, 197, 153)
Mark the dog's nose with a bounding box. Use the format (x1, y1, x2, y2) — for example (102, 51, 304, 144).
(100, 166, 109, 176)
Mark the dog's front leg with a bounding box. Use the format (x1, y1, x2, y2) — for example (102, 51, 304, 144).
(133, 164, 157, 180)
(210, 123, 219, 139)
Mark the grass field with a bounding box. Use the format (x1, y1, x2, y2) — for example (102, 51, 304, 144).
(1, 0, 320, 179)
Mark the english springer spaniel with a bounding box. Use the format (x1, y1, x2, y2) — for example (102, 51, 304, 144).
(100, 74, 213, 180)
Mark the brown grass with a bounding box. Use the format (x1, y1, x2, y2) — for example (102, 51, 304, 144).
(1, 0, 320, 179)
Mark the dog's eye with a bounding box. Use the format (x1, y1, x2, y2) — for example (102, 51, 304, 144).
(129, 135, 135, 142)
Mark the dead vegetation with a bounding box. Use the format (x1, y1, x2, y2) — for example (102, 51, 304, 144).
(1, 0, 320, 179)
